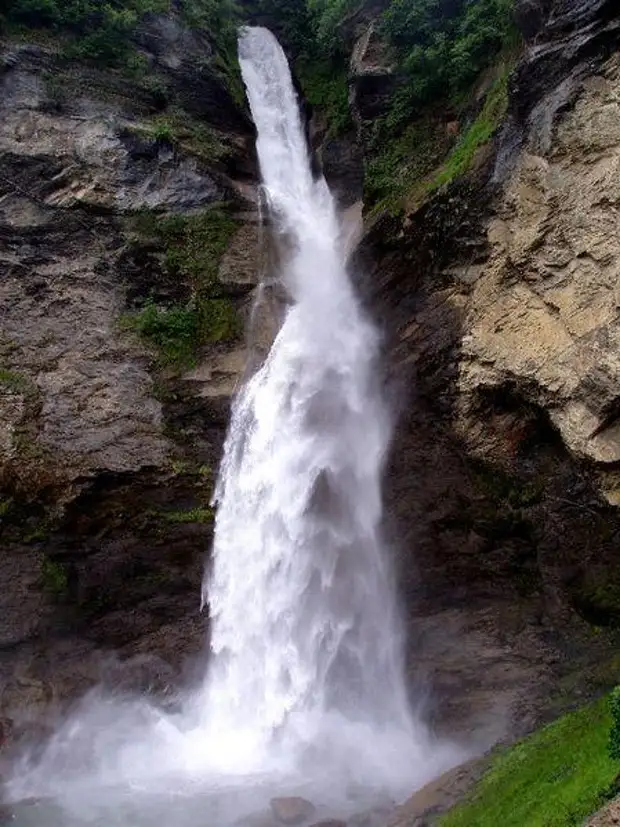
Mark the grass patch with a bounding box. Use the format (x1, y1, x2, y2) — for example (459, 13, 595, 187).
(364, 57, 514, 215)
(440, 696, 618, 827)
(364, 117, 450, 214)
(131, 207, 238, 289)
(131, 110, 230, 162)
(122, 301, 201, 367)
(123, 207, 241, 367)
(122, 297, 238, 368)
(159, 507, 215, 524)
(427, 62, 511, 193)
(0, 368, 36, 396)
(41, 557, 69, 599)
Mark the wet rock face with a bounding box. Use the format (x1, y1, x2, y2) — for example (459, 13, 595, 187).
(350, 21, 396, 123)
(0, 20, 257, 743)
(357, 0, 620, 745)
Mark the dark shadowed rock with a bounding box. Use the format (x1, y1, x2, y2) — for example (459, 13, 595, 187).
(386, 760, 485, 827)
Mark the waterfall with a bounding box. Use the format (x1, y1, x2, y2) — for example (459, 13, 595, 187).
(194, 25, 420, 778)
(4, 27, 460, 827)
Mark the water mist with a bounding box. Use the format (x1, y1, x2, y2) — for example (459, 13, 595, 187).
(4, 27, 460, 827)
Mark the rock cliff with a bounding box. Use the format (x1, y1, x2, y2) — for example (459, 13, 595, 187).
(1, 0, 620, 783)
(357, 0, 620, 745)
(0, 15, 259, 749)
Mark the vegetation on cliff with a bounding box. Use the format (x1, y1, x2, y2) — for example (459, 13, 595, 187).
(246, 0, 519, 208)
(122, 207, 241, 368)
(363, 0, 518, 210)
(380, 0, 516, 113)
(440, 694, 620, 827)
(1, 0, 239, 63)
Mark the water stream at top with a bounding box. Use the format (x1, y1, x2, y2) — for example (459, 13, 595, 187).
(4, 27, 460, 827)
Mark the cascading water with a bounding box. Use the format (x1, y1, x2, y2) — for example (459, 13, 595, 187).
(4, 27, 461, 827)
(193, 24, 423, 777)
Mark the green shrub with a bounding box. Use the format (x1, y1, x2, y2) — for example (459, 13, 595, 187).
(123, 296, 239, 368)
(245, 0, 314, 54)
(381, 0, 517, 112)
(126, 300, 200, 367)
(2, 0, 239, 66)
(295, 56, 353, 136)
(307, 0, 360, 56)
(152, 121, 174, 144)
(3, 0, 167, 63)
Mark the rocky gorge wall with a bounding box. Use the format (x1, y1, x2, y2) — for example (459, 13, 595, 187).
(0, 16, 262, 753)
(357, 0, 620, 745)
(1, 0, 620, 783)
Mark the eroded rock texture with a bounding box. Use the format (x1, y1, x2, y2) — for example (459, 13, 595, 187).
(0, 19, 258, 748)
(1, 0, 620, 783)
(359, 0, 620, 747)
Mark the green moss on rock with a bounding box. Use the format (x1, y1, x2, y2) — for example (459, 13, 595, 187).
(0, 368, 37, 397)
(41, 557, 69, 600)
(158, 507, 215, 525)
(427, 62, 512, 193)
(440, 695, 618, 827)
(122, 207, 241, 368)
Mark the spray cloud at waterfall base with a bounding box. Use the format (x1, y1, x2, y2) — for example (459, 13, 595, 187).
(4, 27, 462, 826)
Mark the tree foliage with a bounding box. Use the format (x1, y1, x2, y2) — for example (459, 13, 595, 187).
(306, 0, 357, 56)
(381, 0, 516, 110)
(243, 0, 314, 55)
(1, 0, 240, 63)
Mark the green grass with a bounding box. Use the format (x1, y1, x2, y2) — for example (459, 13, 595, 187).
(428, 62, 511, 193)
(440, 696, 618, 827)
(41, 557, 69, 599)
(121, 301, 201, 368)
(123, 207, 240, 367)
(364, 117, 450, 214)
(159, 507, 215, 525)
(132, 111, 230, 162)
(121, 297, 239, 369)
(0, 368, 36, 395)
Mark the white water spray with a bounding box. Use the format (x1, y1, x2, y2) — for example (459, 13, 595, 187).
(5, 27, 460, 826)
(193, 25, 422, 778)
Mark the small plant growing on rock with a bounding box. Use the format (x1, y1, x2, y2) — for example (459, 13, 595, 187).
(153, 122, 174, 145)
(41, 557, 69, 601)
(608, 686, 620, 761)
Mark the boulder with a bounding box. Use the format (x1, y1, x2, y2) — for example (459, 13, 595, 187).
(270, 797, 316, 825)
